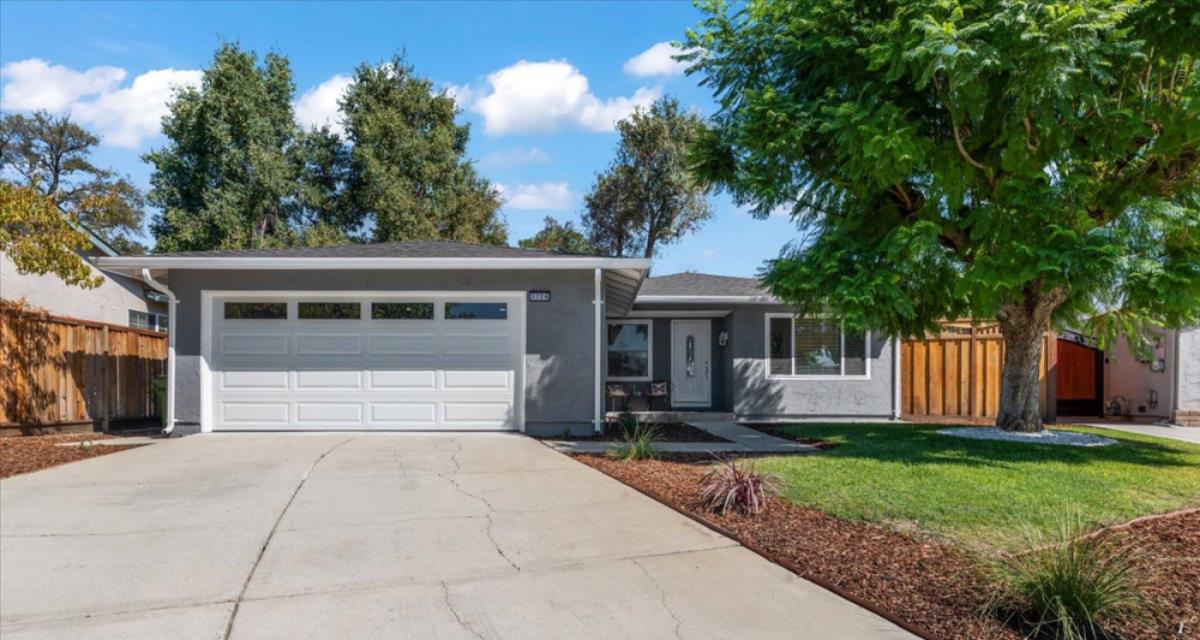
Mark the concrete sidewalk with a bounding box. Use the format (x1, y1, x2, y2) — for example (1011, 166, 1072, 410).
(1, 433, 911, 640)
(1064, 421, 1200, 445)
(546, 420, 818, 455)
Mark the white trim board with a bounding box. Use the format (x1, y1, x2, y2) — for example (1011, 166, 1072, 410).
(616, 310, 732, 318)
(200, 290, 527, 433)
(99, 256, 650, 272)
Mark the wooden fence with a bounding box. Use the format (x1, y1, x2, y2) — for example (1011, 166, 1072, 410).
(1, 304, 167, 432)
(900, 322, 1055, 423)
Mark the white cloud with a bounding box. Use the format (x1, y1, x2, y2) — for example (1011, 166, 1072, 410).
(294, 74, 352, 135)
(0, 59, 126, 111)
(623, 42, 695, 78)
(70, 68, 202, 148)
(0, 58, 200, 148)
(442, 82, 475, 109)
(479, 146, 551, 169)
(472, 60, 659, 135)
(496, 182, 573, 210)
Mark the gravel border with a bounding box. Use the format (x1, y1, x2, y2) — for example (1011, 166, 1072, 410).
(937, 427, 1116, 447)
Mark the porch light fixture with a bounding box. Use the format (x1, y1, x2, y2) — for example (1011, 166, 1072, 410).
(718, 331, 729, 347)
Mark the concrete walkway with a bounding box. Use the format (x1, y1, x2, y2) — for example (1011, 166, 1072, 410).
(1066, 421, 1200, 445)
(1, 433, 910, 640)
(546, 421, 817, 455)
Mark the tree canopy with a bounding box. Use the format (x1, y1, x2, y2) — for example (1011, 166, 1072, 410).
(342, 57, 506, 245)
(1, 111, 145, 254)
(146, 46, 505, 253)
(518, 216, 593, 254)
(686, 0, 1200, 431)
(582, 96, 712, 258)
(0, 181, 102, 288)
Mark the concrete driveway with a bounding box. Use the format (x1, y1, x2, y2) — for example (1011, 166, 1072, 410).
(1, 434, 913, 639)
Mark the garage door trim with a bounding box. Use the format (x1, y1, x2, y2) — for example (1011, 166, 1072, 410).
(199, 290, 527, 433)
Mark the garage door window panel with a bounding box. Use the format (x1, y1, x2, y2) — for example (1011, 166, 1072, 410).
(372, 302, 434, 320)
(445, 302, 507, 320)
(224, 302, 287, 320)
(299, 302, 361, 320)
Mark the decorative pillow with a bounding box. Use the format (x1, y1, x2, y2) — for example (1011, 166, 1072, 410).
(606, 384, 629, 397)
(648, 382, 669, 396)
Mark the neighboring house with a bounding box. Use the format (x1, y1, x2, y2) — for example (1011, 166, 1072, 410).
(95, 241, 901, 436)
(0, 226, 168, 331)
(1104, 328, 1200, 426)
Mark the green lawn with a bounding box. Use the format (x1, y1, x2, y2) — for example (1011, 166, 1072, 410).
(754, 423, 1200, 550)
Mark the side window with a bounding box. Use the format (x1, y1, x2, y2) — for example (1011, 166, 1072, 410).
(224, 302, 287, 320)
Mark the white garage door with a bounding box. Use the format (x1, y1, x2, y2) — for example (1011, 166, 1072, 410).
(206, 293, 523, 431)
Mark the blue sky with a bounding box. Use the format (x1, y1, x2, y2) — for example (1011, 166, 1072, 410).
(0, 0, 799, 276)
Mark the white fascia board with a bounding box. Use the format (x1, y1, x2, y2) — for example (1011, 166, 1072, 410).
(95, 256, 652, 272)
(634, 295, 778, 304)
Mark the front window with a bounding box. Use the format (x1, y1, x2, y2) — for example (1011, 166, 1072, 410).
(768, 315, 869, 378)
(607, 321, 651, 380)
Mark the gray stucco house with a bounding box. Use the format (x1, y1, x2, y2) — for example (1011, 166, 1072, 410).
(96, 241, 900, 436)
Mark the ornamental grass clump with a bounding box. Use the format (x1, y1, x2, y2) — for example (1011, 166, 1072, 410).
(611, 423, 659, 461)
(984, 516, 1147, 640)
(699, 456, 779, 515)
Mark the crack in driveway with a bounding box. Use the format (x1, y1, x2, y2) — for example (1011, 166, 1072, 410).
(438, 440, 522, 573)
(440, 581, 486, 640)
(221, 437, 355, 640)
(633, 558, 684, 640)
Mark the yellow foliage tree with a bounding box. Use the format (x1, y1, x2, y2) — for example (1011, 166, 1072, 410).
(0, 181, 102, 288)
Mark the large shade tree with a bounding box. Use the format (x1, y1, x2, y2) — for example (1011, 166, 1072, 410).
(582, 96, 712, 258)
(687, 0, 1200, 431)
(341, 57, 506, 245)
(146, 44, 301, 252)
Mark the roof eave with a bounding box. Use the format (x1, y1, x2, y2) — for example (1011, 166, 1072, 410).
(634, 294, 779, 304)
(94, 255, 653, 275)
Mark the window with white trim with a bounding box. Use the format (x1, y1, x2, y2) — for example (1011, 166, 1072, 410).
(607, 320, 652, 380)
(767, 315, 868, 378)
(129, 309, 168, 333)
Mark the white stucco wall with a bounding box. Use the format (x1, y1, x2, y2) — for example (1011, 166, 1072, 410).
(1103, 331, 1173, 418)
(1178, 328, 1200, 412)
(0, 250, 165, 325)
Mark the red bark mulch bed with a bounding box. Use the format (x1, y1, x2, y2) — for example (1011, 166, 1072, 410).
(0, 433, 143, 479)
(1100, 509, 1200, 640)
(576, 454, 1200, 640)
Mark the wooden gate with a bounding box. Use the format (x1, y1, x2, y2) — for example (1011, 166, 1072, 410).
(901, 323, 1054, 423)
(1, 302, 167, 432)
(1055, 337, 1103, 417)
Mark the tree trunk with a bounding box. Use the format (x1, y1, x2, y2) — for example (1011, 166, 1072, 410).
(994, 286, 1064, 433)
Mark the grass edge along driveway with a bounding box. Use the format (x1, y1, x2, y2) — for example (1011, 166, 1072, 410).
(752, 423, 1200, 550)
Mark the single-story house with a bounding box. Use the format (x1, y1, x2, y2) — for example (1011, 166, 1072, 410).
(95, 241, 901, 436)
(1, 224, 168, 331)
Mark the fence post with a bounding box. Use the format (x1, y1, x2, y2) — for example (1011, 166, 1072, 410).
(101, 325, 110, 433)
(968, 326, 977, 419)
(1044, 331, 1058, 424)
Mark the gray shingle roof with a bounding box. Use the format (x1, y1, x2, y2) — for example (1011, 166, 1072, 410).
(638, 272, 767, 297)
(150, 239, 598, 259)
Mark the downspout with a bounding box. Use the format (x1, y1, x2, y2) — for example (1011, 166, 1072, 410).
(594, 268, 604, 434)
(1170, 328, 1181, 425)
(892, 335, 902, 420)
(141, 269, 177, 436)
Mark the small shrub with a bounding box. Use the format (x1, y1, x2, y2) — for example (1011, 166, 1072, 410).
(611, 424, 659, 460)
(984, 516, 1147, 640)
(699, 457, 779, 515)
(614, 412, 638, 437)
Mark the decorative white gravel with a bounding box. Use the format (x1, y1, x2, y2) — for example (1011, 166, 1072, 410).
(937, 427, 1117, 447)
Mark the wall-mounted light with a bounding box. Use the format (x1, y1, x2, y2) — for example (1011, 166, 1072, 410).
(718, 331, 729, 347)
